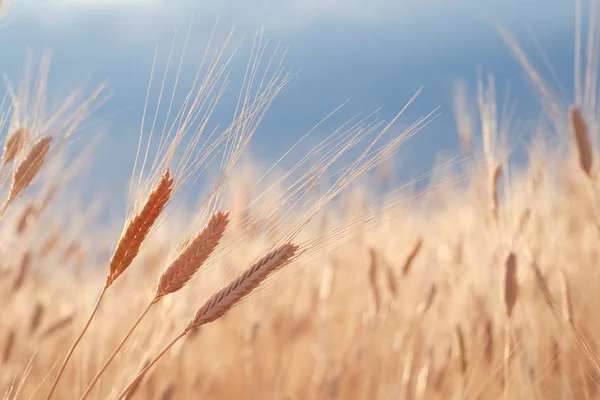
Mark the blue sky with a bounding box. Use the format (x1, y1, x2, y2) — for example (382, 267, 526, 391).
(0, 0, 581, 204)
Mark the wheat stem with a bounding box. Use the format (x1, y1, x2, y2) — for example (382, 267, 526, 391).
(46, 286, 107, 400)
(115, 331, 187, 400)
(79, 300, 155, 400)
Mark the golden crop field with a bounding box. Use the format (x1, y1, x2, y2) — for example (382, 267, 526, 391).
(1, 1, 600, 399)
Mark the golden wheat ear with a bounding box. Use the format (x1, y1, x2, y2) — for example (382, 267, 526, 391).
(2, 127, 28, 166)
(114, 242, 299, 400)
(569, 107, 593, 177)
(79, 211, 230, 400)
(1, 135, 53, 216)
(46, 169, 174, 400)
(106, 169, 174, 287)
(155, 210, 230, 299)
(187, 242, 299, 328)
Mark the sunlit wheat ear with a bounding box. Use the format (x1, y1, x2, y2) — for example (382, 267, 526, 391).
(569, 107, 593, 177)
(186, 242, 299, 328)
(155, 211, 230, 299)
(106, 169, 173, 287)
(2, 136, 52, 213)
(2, 127, 28, 165)
(115, 243, 300, 400)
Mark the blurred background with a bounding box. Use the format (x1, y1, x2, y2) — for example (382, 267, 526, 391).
(1, 0, 578, 203)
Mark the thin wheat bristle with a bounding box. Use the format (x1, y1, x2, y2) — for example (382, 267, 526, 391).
(187, 242, 299, 329)
(3, 127, 28, 166)
(569, 107, 593, 177)
(504, 252, 518, 318)
(106, 170, 174, 287)
(155, 211, 230, 299)
(5, 136, 53, 208)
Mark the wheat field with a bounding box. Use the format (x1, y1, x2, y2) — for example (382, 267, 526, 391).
(2, 1, 600, 399)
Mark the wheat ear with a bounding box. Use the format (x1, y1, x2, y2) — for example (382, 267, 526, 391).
(155, 211, 230, 299)
(1, 136, 52, 216)
(46, 170, 173, 400)
(2, 127, 28, 166)
(187, 242, 298, 327)
(106, 170, 174, 286)
(490, 163, 503, 221)
(503, 252, 518, 400)
(569, 107, 593, 177)
(115, 243, 298, 400)
(79, 211, 229, 400)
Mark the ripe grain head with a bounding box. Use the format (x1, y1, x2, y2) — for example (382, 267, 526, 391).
(4, 135, 52, 210)
(106, 169, 174, 287)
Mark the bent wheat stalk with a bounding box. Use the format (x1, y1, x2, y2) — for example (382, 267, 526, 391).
(46, 170, 173, 400)
(79, 211, 229, 400)
(115, 242, 299, 400)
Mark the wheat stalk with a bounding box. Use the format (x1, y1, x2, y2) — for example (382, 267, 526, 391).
(155, 211, 229, 299)
(79, 210, 229, 399)
(46, 170, 173, 400)
(115, 242, 298, 400)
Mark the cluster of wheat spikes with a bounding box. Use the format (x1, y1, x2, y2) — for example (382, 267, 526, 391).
(0, 21, 430, 399)
(5, 1, 600, 399)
